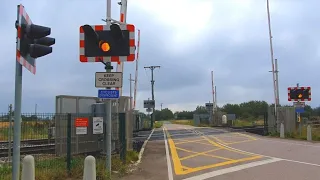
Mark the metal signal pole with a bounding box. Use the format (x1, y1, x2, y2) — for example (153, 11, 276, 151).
(129, 74, 134, 111)
(106, 0, 112, 172)
(144, 66, 160, 128)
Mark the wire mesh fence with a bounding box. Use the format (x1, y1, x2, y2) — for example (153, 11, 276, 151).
(0, 112, 132, 180)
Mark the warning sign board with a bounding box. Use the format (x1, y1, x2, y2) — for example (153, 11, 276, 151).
(93, 117, 103, 134)
(75, 117, 88, 135)
(76, 127, 87, 135)
(95, 72, 123, 88)
(75, 117, 89, 127)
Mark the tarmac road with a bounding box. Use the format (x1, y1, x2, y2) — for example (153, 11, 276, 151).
(164, 123, 320, 180)
(120, 123, 320, 180)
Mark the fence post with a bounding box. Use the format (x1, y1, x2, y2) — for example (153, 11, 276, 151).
(67, 113, 72, 176)
(119, 113, 126, 163)
(307, 125, 312, 141)
(280, 123, 285, 138)
(8, 104, 13, 164)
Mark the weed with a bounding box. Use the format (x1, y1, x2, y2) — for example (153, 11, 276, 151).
(0, 151, 140, 180)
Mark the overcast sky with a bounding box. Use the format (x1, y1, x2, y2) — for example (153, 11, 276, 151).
(0, 0, 319, 113)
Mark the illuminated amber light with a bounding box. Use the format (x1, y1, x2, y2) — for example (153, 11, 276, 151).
(298, 94, 302, 98)
(99, 41, 110, 52)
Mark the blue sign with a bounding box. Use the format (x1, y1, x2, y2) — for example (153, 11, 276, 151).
(295, 107, 305, 113)
(98, 89, 120, 99)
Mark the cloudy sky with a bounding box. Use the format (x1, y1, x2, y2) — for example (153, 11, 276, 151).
(0, 0, 319, 113)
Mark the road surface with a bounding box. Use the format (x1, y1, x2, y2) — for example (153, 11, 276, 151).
(120, 123, 320, 180)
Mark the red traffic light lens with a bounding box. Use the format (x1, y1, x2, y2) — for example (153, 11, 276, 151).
(99, 41, 110, 52)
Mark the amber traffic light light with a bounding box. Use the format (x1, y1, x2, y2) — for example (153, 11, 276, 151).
(99, 41, 110, 52)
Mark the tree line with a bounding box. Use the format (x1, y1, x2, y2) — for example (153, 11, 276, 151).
(141, 100, 320, 121)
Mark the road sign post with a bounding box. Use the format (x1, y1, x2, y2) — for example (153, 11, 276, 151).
(79, 0, 135, 172)
(13, 4, 55, 180)
(144, 100, 155, 109)
(288, 84, 311, 137)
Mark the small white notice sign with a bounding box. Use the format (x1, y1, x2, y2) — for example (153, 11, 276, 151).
(95, 72, 123, 88)
(76, 127, 87, 135)
(93, 117, 104, 134)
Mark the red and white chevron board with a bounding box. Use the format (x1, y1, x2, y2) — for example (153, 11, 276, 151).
(79, 24, 135, 63)
(287, 86, 311, 101)
(16, 4, 36, 74)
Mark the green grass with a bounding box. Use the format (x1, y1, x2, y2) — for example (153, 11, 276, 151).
(170, 120, 194, 126)
(0, 150, 139, 180)
(267, 125, 320, 141)
(0, 121, 49, 141)
(232, 119, 264, 127)
(154, 121, 163, 128)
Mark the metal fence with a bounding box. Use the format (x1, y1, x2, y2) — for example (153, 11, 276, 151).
(0, 112, 131, 180)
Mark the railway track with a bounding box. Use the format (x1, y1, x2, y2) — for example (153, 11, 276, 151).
(0, 144, 55, 158)
(0, 139, 55, 146)
(0, 139, 55, 158)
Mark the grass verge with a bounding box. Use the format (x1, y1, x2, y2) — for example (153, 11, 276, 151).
(170, 119, 194, 126)
(154, 121, 163, 128)
(268, 126, 320, 141)
(232, 119, 264, 127)
(0, 151, 139, 180)
(0, 121, 50, 141)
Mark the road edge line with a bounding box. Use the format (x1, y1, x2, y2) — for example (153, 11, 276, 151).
(134, 128, 155, 166)
(163, 127, 174, 180)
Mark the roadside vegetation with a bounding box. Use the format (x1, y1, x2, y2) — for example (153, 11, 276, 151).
(170, 119, 194, 126)
(0, 121, 50, 141)
(0, 150, 139, 180)
(154, 121, 163, 128)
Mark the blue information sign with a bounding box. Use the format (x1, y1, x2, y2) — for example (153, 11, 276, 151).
(98, 89, 120, 99)
(295, 107, 305, 113)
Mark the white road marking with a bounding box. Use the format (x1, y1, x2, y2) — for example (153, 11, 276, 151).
(182, 158, 282, 180)
(134, 128, 155, 166)
(163, 127, 174, 180)
(215, 140, 320, 167)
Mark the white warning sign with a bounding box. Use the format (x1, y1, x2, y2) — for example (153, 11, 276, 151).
(95, 72, 123, 88)
(93, 117, 103, 134)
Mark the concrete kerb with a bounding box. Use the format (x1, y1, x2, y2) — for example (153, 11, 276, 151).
(133, 128, 155, 166)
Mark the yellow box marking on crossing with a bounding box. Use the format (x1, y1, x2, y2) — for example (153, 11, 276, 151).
(181, 155, 262, 174)
(176, 147, 234, 161)
(175, 139, 213, 146)
(210, 132, 257, 145)
(164, 127, 263, 175)
(225, 139, 256, 145)
(180, 148, 221, 161)
(175, 139, 207, 145)
(165, 127, 185, 175)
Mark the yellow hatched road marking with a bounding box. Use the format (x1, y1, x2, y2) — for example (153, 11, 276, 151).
(164, 127, 262, 175)
(175, 139, 207, 145)
(180, 148, 221, 160)
(176, 147, 233, 161)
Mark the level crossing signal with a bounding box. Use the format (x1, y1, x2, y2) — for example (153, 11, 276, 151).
(79, 23, 135, 62)
(16, 4, 55, 74)
(288, 87, 311, 101)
